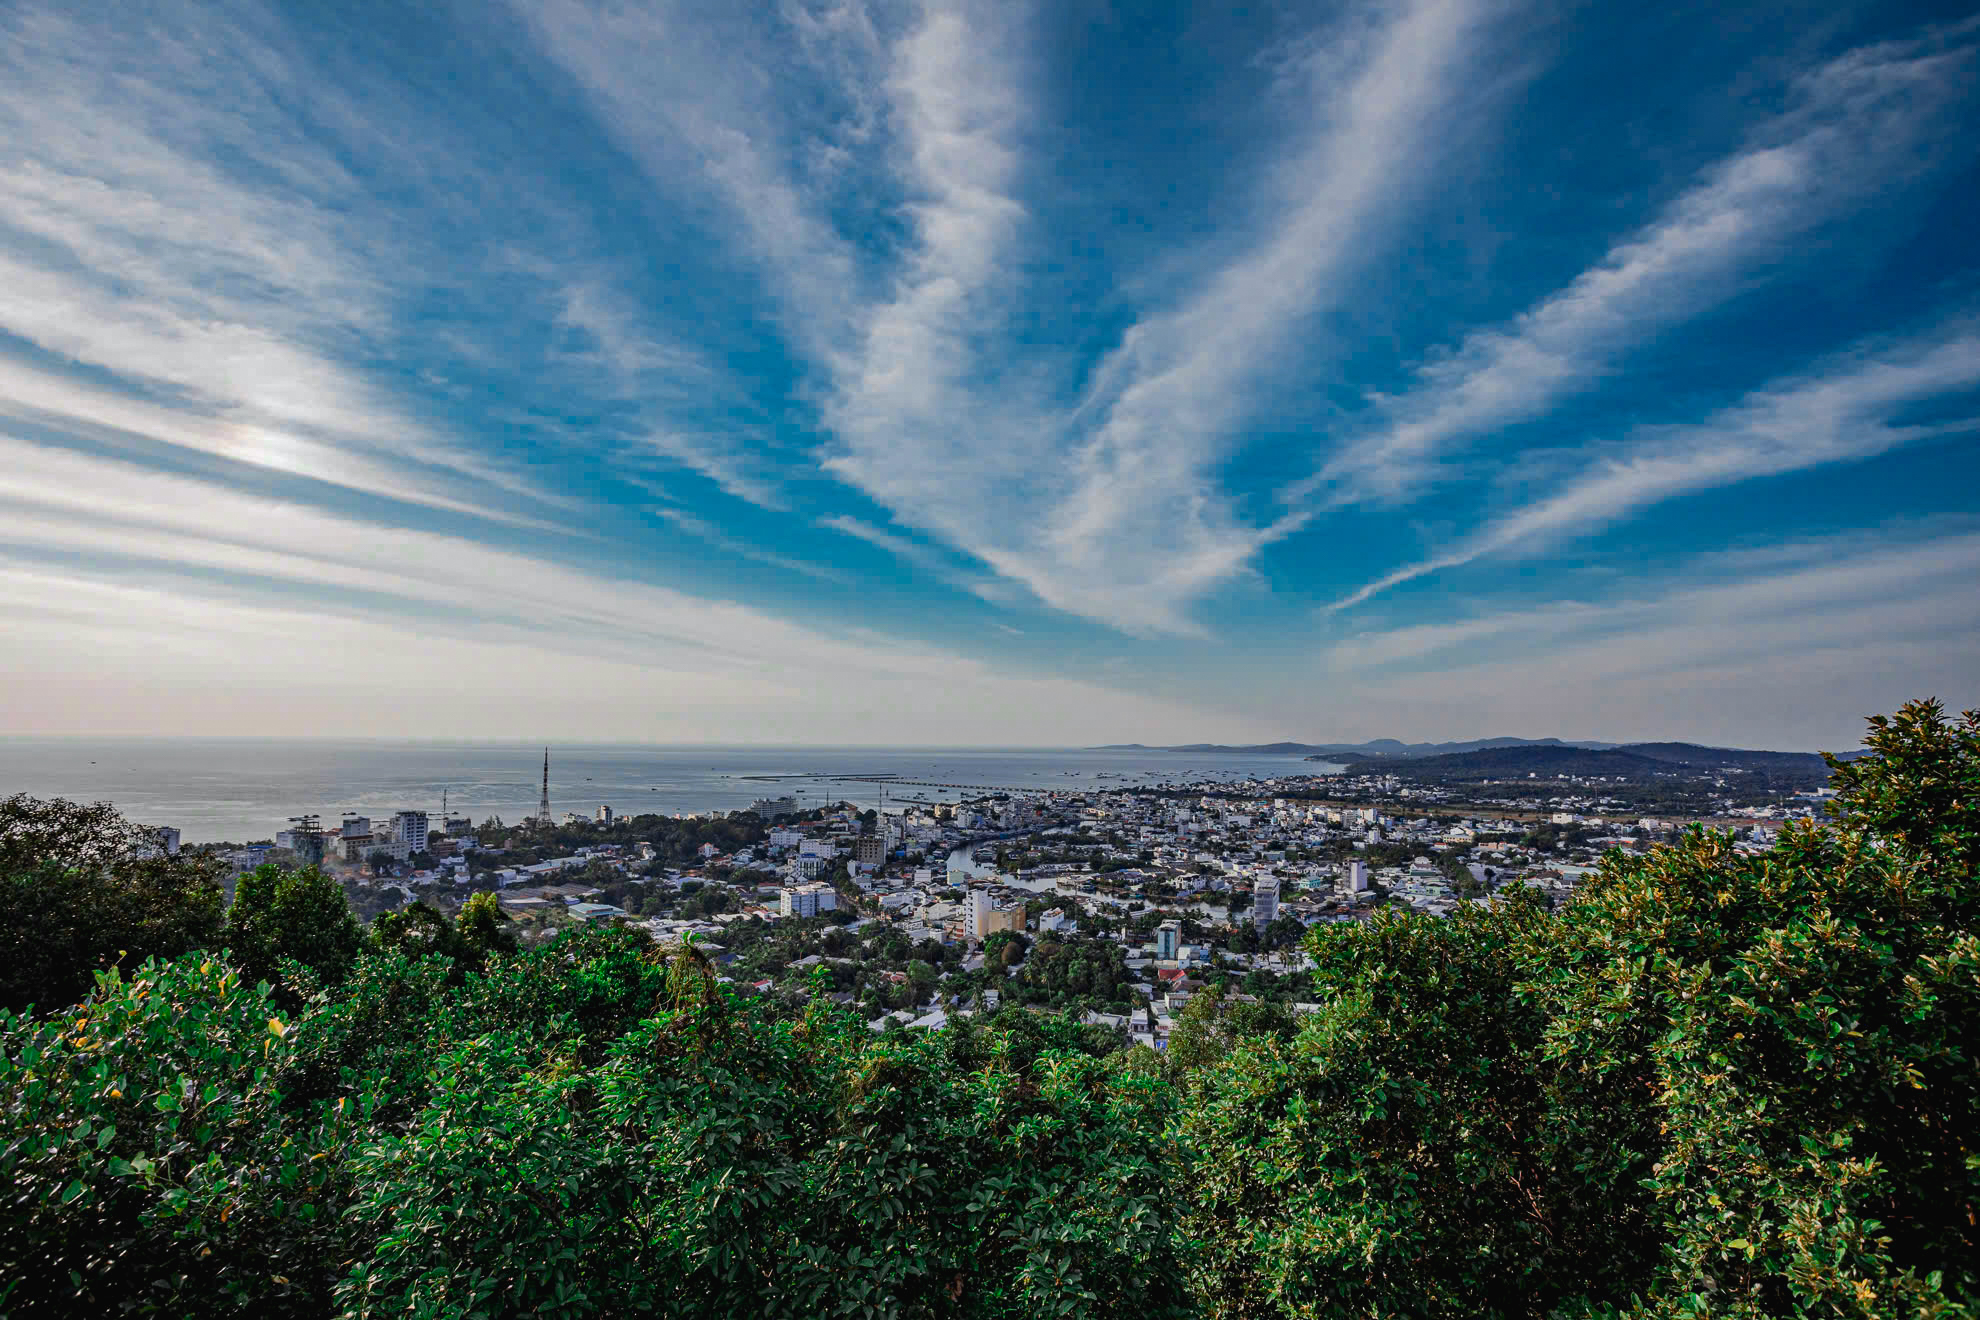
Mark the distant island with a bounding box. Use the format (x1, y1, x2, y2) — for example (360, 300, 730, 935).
(1092, 734, 1861, 765)
(1341, 740, 1834, 782)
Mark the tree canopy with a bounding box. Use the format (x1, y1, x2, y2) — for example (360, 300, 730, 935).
(0, 794, 224, 1014)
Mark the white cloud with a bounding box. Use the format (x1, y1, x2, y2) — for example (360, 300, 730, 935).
(0, 560, 1252, 743)
(1304, 24, 1979, 505)
(529, 0, 1517, 635)
(0, 436, 1252, 742)
(653, 507, 849, 584)
(519, 0, 882, 358)
(1298, 532, 1980, 746)
(818, 514, 1022, 604)
(824, 0, 1507, 634)
(1329, 323, 1980, 609)
(0, 2, 556, 515)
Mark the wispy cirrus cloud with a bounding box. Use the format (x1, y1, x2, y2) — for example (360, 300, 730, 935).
(1301, 530, 1980, 746)
(653, 507, 849, 584)
(0, 1, 568, 519)
(546, 279, 792, 509)
(1329, 321, 1980, 610)
(823, 0, 1514, 635)
(1302, 21, 1980, 507)
(535, 0, 1520, 633)
(0, 434, 1254, 741)
(818, 515, 1022, 604)
(519, 0, 886, 357)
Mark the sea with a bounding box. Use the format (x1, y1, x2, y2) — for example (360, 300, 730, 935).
(0, 739, 1341, 845)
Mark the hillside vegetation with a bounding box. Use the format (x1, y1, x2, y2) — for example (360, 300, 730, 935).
(2, 698, 1976, 1319)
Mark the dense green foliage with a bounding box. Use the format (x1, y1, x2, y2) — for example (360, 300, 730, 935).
(2, 700, 1975, 1318)
(226, 864, 366, 992)
(1, 794, 225, 1014)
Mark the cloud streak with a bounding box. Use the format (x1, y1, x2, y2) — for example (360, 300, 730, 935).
(1303, 23, 1980, 506)
(824, 0, 1510, 634)
(1302, 530, 1980, 745)
(0, 2, 573, 521)
(0, 434, 1252, 740)
(1329, 322, 1980, 610)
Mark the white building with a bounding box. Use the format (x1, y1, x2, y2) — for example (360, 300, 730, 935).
(1343, 860, 1369, 895)
(391, 810, 430, 853)
(966, 887, 994, 940)
(780, 883, 838, 918)
(1253, 877, 1280, 930)
(1036, 907, 1074, 934)
(596, 804, 613, 825)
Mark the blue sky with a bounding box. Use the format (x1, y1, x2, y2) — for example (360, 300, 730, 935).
(1, 0, 1976, 748)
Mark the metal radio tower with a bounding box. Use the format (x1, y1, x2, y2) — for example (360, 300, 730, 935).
(538, 747, 552, 824)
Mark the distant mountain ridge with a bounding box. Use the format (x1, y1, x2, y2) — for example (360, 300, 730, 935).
(1341, 741, 1836, 782)
(1093, 737, 1849, 770)
(1092, 736, 1624, 758)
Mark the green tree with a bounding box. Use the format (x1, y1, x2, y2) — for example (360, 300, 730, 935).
(455, 890, 519, 967)
(371, 901, 460, 960)
(0, 795, 224, 1014)
(225, 863, 364, 990)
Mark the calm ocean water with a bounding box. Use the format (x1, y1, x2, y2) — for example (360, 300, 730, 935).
(0, 740, 1338, 844)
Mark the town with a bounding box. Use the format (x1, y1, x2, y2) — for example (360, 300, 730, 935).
(174, 756, 1818, 1052)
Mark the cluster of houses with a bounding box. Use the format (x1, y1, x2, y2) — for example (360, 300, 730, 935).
(194, 773, 1791, 1043)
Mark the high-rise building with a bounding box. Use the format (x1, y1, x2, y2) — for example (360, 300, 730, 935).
(1155, 920, 1181, 961)
(339, 816, 374, 864)
(1253, 877, 1280, 931)
(280, 815, 326, 866)
(966, 887, 993, 940)
(966, 887, 1020, 940)
(596, 804, 613, 825)
(392, 810, 430, 854)
(1343, 860, 1369, 895)
(855, 833, 885, 866)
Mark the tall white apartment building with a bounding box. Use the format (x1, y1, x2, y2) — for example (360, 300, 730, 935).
(392, 810, 430, 853)
(966, 886, 993, 940)
(1253, 877, 1280, 931)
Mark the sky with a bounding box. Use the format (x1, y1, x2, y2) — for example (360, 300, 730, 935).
(1, 0, 1977, 750)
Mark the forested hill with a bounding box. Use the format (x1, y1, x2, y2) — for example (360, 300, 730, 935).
(1349, 740, 1832, 782)
(1619, 741, 1834, 773)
